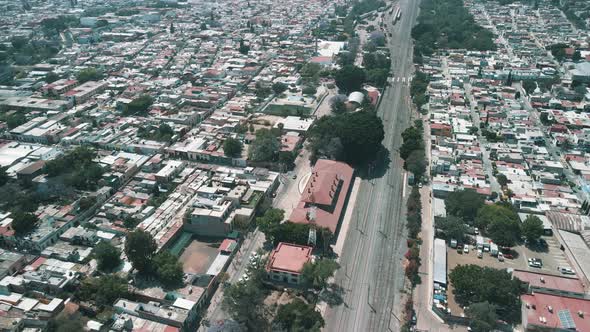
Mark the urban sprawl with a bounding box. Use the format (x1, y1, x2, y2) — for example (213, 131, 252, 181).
(0, 0, 589, 331)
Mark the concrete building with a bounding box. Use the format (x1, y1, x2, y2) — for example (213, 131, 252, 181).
(521, 292, 590, 331)
(266, 242, 312, 284)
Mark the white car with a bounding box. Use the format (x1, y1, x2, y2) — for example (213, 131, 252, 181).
(463, 245, 469, 254)
(559, 267, 575, 275)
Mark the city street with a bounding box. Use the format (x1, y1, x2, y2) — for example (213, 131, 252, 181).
(323, 0, 421, 330)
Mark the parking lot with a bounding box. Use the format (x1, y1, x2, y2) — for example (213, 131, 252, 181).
(446, 234, 573, 316)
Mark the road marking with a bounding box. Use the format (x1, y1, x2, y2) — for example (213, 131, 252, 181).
(402, 172, 407, 197)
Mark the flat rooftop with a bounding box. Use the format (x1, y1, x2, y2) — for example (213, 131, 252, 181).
(266, 242, 312, 274)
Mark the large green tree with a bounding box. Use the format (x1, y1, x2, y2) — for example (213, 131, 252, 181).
(124, 95, 153, 115)
(522, 80, 537, 94)
(400, 124, 424, 160)
(248, 129, 280, 162)
(153, 251, 184, 288)
(301, 259, 339, 290)
(78, 275, 128, 306)
(445, 189, 485, 222)
(11, 212, 38, 236)
(334, 65, 366, 93)
(273, 299, 325, 332)
(449, 265, 524, 324)
(224, 137, 243, 158)
(272, 82, 288, 95)
(256, 208, 284, 234)
(404, 149, 427, 180)
(94, 241, 122, 272)
(46, 312, 84, 332)
(466, 301, 498, 332)
(308, 111, 384, 165)
(476, 204, 521, 247)
(223, 277, 268, 330)
(125, 229, 157, 273)
(521, 215, 544, 244)
(76, 67, 101, 83)
(436, 215, 468, 243)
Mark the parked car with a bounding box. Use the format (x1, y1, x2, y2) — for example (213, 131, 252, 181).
(477, 250, 483, 258)
(498, 252, 505, 262)
(528, 258, 543, 268)
(457, 244, 463, 254)
(558, 267, 575, 275)
(463, 245, 469, 254)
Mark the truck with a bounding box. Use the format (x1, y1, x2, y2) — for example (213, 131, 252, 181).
(476, 236, 484, 250)
(490, 243, 499, 257)
(450, 239, 457, 248)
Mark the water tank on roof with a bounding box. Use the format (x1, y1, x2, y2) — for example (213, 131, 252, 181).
(348, 91, 364, 104)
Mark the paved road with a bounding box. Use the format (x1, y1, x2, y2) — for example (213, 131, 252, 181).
(323, 0, 421, 331)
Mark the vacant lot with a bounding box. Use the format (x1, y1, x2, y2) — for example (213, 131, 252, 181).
(179, 238, 222, 274)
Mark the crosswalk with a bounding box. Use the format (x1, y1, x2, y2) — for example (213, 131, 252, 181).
(388, 76, 413, 84)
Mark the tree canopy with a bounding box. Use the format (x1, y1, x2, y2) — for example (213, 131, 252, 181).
(496, 173, 508, 187)
(273, 298, 325, 332)
(412, 0, 495, 61)
(46, 312, 85, 332)
(78, 275, 128, 306)
(445, 189, 485, 222)
(153, 251, 184, 288)
(223, 274, 268, 330)
(224, 137, 243, 158)
(11, 212, 38, 236)
(449, 265, 524, 324)
(256, 208, 284, 234)
(522, 80, 537, 94)
(272, 82, 288, 95)
(94, 241, 121, 272)
(334, 65, 366, 93)
(476, 203, 521, 247)
(125, 229, 157, 273)
(466, 301, 499, 332)
(436, 215, 468, 244)
(137, 123, 174, 142)
(76, 67, 101, 83)
(404, 149, 427, 180)
(307, 110, 384, 165)
(0, 167, 8, 187)
(521, 215, 544, 244)
(400, 123, 424, 160)
(248, 129, 280, 162)
(124, 94, 153, 116)
(44, 147, 104, 190)
(301, 259, 339, 290)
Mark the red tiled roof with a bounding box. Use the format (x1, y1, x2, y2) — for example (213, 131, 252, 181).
(266, 242, 312, 274)
(289, 159, 354, 233)
(219, 239, 237, 253)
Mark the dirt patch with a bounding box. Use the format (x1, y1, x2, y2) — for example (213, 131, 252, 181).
(179, 239, 221, 274)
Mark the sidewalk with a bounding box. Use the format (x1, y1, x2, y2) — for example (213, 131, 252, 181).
(317, 177, 362, 317)
(413, 114, 467, 332)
